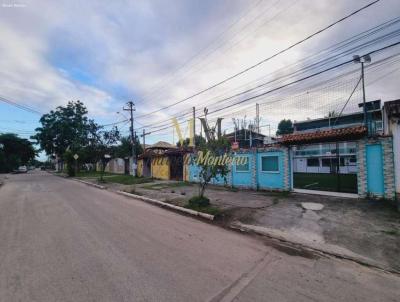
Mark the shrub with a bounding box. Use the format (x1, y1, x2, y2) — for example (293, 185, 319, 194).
(188, 196, 210, 208)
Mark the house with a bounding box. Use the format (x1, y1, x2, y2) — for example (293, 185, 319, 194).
(280, 99, 395, 199)
(224, 129, 266, 149)
(188, 99, 396, 200)
(136, 141, 190, 181)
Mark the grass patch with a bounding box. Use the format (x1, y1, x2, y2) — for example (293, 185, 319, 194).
(380, 229, 399, 236)
(103, 175, 153, 185)
(184, 204, 221, 216)
(76, 171, 116, 178)
(184, 195, 221, 216)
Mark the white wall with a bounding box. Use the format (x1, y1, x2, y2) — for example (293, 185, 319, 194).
(391, 120, 400, 195)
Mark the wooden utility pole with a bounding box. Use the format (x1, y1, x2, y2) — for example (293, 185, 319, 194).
(142, 129, 146, 151)
(123, 101, 136, 176)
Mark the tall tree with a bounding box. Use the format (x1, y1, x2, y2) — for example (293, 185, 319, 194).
(32, 101, 96, 157)
(276, 119, 294, 136)
(115, 136, 143, 159)
(0, 133, 36, 172)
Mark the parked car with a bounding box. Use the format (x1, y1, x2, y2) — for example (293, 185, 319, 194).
(17, 166, 28, 173)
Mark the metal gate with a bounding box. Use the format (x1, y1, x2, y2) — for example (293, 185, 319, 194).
(293, 141, 358, 193)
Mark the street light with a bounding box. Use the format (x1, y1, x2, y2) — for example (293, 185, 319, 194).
(353, 54, 371, 129)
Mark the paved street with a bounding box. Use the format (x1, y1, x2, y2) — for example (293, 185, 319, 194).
(0, 171, 399, 302)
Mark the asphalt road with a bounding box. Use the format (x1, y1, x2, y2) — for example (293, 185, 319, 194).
(0, 171, 399, 302)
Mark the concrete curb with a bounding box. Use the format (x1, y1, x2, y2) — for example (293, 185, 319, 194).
(73, 178, 106, 189)
(49, 171, 213, 220)
(116, 191, 214, 221)
(48, 171, 106, 189)
(231, 222, 400, 275)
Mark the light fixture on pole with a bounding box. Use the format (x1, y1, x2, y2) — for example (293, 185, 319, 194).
(353, 54, 371, 130)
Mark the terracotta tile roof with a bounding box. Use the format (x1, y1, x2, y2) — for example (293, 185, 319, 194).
(147, 141, 176, 149)
(280, 125, 367, 144)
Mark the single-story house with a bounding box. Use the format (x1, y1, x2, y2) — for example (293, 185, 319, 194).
(187, 100, 397, 200)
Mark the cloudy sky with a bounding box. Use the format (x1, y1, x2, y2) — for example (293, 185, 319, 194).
(1, 0, 400, 151)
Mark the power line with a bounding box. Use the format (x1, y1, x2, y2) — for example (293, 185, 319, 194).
(136, 17, 400, 130)
(0, 96, 43, 115)
(138, 26, 400, 132)
(135, 0, 381, 119)
(144, 42, 400, 135)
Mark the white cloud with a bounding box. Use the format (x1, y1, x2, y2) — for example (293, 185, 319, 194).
(0, 0, 399, 136)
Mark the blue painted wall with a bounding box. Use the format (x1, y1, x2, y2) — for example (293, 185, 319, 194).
(231, 154, 252, 187)
(257, 151, 285, 190)
(366, 144, 384, 195)
(188, 150, 287, 190)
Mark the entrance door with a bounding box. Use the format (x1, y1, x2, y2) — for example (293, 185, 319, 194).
(169, 155, 183, 181)
(366, 144, 384, 195)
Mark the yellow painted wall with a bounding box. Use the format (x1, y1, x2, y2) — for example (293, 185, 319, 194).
(151, 156, 170, 180)
(183, 153, 190, 181)
(137, 159, 143, 177)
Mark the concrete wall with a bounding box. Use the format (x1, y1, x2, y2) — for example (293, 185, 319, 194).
(104, 158, 125, 174)
(257, 151, 287, 190)
(188, 147, 290, 191)
(388, 120, 400, 197)
(137, 159, 143, 177)
(231, 153, 252, 188)
(357, 136, 396, 200)
(151, 156, 170, 180)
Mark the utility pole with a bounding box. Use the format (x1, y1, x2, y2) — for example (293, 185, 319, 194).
(142, 129, 146, 151)
(192, 106, 196, 144)
(361, 61, 367, 127)
(123, 101, 136, 176)
(256, 103, 260, 133)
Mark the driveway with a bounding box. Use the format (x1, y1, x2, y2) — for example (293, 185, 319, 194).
(0, 171, 399, 302)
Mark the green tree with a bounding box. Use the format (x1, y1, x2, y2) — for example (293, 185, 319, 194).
(193, 137, 231, 205)
(0, 133, 36, 172)
(32, 101, 97, 169)
(89, 126, 120, 181)
(276, 119, 294, 136)
(176, 135, 206, 148)
(115, 136, 143, 159)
